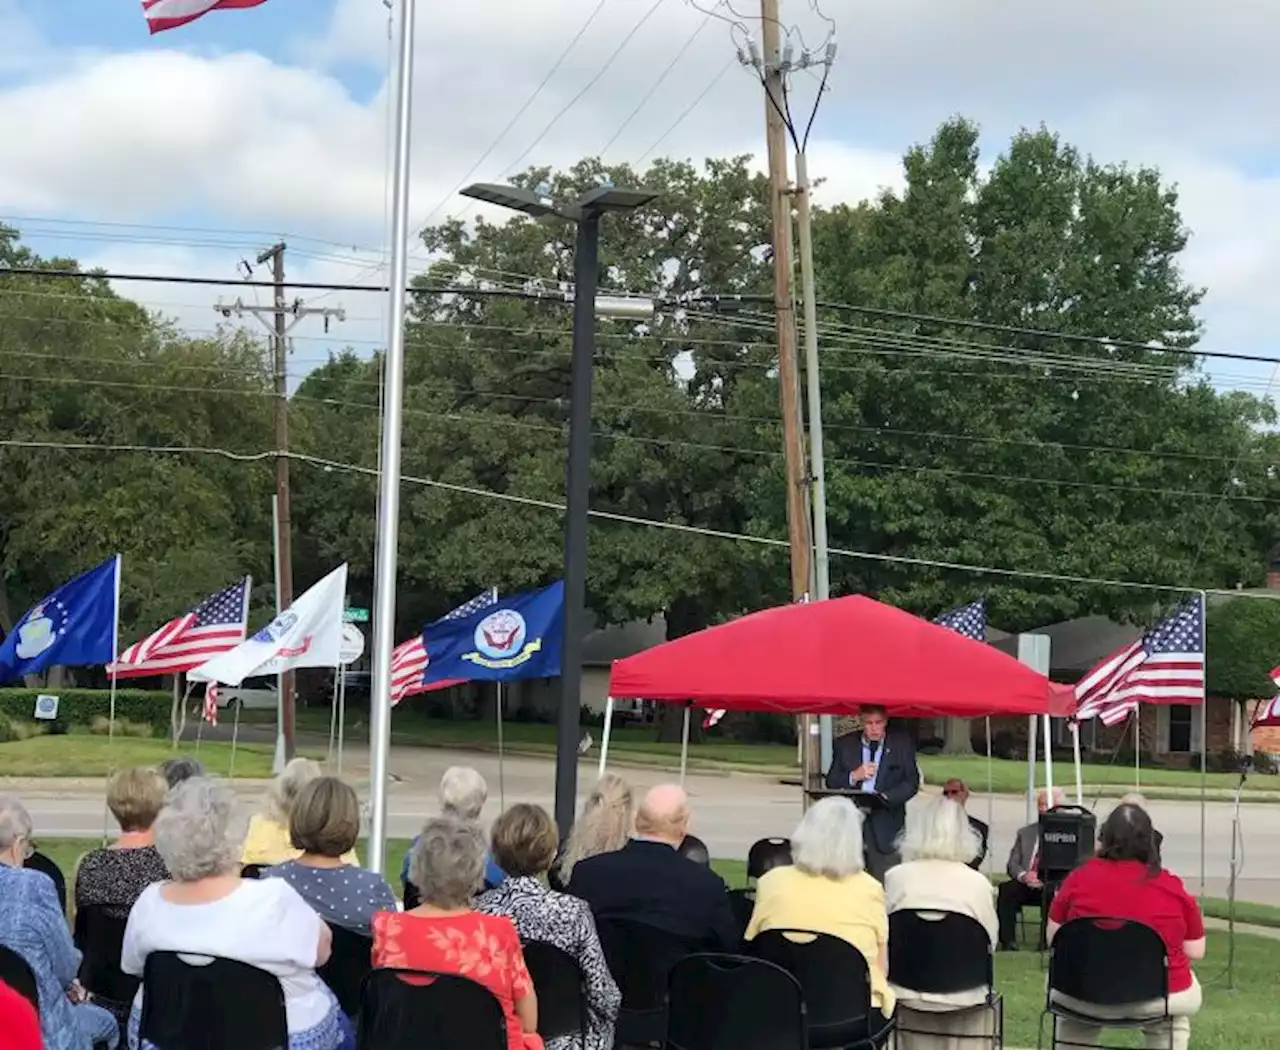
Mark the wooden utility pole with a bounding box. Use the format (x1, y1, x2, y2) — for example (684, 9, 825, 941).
(216, 246, 344, 764)
(758, 0, 817, 789)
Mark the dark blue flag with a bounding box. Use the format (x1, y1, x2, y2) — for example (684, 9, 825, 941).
(423, 580, 564, 684)
(0, 556, 120, 683)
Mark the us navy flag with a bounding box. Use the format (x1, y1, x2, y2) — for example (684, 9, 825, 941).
(422, 580, 564, 684)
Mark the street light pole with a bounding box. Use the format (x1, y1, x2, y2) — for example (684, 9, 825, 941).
(558, 210, 601, 836)
(459, 182, 660, 836)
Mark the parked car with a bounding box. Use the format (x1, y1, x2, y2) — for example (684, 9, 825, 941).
(215, 676, 278, 711)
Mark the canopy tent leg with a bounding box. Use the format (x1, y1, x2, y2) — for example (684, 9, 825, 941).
(984, 716, 994, 876)
(1027, 715, 1037, 825)
(597, 696, 614, 780)
(679, 705, 691, 786)
(1070, 720, 1083, 806)
(1043, 712, 1054, 799)
(497, 681, 506, 810)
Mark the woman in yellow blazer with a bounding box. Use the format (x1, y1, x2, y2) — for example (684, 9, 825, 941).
(746, 796, 893, 1021)
(241, 757, 359, 866)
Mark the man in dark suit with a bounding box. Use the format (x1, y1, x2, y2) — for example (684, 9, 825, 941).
(997, 786, 1063, 950)
(825, 705, 920, 880)
(943, 778, 989, 871)
(566, 784, 739, 950)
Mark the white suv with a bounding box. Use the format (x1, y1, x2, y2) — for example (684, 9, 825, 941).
(215, 676, 278, 711)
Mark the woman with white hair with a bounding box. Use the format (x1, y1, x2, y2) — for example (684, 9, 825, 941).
(399, 767, 505, 901)
(883, 797, 998, 1050)
(121, 778, 351, 1050)
(745, 797, 894, 1023)
(242, 757, 358, 867)
(0, 794, 121, 1050)
(374, 816, 542, 1050)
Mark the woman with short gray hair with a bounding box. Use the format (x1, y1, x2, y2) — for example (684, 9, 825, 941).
(0, 794, 121, 1050)
(884, 798, 999, 1050)
(121, 779, 352, 1050)
(746, 797, 894, 1027)
(373, 817, 542, 1050)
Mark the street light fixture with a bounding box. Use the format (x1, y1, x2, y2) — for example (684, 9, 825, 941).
(460, 181, 661, 835)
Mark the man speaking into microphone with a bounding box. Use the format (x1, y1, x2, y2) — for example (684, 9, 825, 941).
(825, 705, 920, 880)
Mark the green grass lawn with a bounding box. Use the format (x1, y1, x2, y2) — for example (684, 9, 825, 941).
(31, 842, 1275, 1049)
(0, 735, 305, 778)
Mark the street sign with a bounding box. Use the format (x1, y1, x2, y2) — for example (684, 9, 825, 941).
(339, 623, 366, 666)
(343, 607, 370, 624)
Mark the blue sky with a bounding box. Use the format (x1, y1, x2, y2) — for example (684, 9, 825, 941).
(1, 0, 1278, 402)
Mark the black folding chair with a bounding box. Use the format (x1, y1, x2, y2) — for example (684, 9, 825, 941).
(358, 967, 506, 1050)
(522, 939, 587, 1047)
(596, 918, 700, 1049)
(138, 951, 287, 1050)
(402, 880, 421, 911)
(1041, 917, 1171, 1050)
(75, 904, 142, 1014)
(678, 835, 711, 867)
(27, 850, 68, 915)
(239, 864, 266, 880)
(727, 889, 756, 941)
(318, 924, 372, 1018)
(667, 952, 807, 1050)
(751, 928, 894, 1049)
(888, 910, 1002, 1048)
(0, 944, 39, 1014)
(747, 838, 792, 882)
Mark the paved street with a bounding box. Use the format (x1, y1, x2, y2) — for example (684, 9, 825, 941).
(11, 745, 1275, 903)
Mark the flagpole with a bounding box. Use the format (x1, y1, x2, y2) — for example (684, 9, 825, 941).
(337, 665, 347, 777)
(1199, 590, 1208, 898)
(271, 495, 286, 775)
(1133, 709, 1141, 791)
(367, 0, 418, 877)
(103, 553, 123, 843)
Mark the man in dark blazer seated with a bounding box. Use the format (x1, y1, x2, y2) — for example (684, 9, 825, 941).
(825, 705, 920, 880)
(943, 777, 989, 871)
(566, 783, 739, 950)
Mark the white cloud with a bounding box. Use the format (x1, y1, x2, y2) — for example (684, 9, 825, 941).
(0, 0, 1277, 406)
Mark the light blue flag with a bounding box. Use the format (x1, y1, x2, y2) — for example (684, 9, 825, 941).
(0, 556, 120, 683)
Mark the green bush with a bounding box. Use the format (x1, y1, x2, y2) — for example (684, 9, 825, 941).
(88, 714, 155, 739)
(0, 689, 172, 735)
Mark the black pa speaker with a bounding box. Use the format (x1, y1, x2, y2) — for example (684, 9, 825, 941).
(1038, 805, 1096, 878)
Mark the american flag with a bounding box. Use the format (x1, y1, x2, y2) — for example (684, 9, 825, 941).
(390, 589, 498, 706)
(202, 683, 220, 727)
(1075, 597, 1205, 727)
(933, 599, 987, 641)
(142, 0, 266, 34)
(110, 579, 250, 679)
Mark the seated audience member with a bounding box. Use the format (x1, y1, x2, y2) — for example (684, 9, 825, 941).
(1120, 794, 1164, 862)
(942, 778, 988, 871)
(158, 756, 204, 790)
(122, 778, 350, 1050)
(567, 784, 738, 950)
(745, 797, 894, 1027)
(885, 798, 998, 1049)
(996, 786, 1063, 950)
(24, 848, 68, 916)
(0, 795, 121, 1050)
(373, 817, 543, 1050)
(243, 758, 358, 867)
(1047, 804, 1204, 1050)
(550, 774, 633, 891)
(0, 977, 42, 1050)
(265, 777, 395, 935)
(75, 767, 170, 919)
(400, 767, 505, 900)
(477, 804, 620, 1050)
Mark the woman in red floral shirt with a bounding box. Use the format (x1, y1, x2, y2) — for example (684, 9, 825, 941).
(372, 817, 541, 1050)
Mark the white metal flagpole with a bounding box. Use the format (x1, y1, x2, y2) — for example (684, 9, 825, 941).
(366, 0, 418, 877)
(103, 553, 123, 841)
(271, 494, 286, 775)
(1070, 720, 1084, 805)
(497, 681, 506, 809)
(337, 665, 347, 777)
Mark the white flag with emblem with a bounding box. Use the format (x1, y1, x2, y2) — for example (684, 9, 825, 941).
(189, 564, 348, 685)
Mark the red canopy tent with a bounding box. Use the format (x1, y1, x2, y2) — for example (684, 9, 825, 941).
(608, 594, 1076, 719)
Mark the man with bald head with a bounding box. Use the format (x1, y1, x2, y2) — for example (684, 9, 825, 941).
(566, 784, 739, 949)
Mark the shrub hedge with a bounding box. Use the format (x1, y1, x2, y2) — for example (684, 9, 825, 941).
(0, 688, 173, 734)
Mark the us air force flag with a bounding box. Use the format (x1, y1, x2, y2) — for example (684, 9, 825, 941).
(189, 564, 348, 686)
(423, 580, 564, 685)
(0, 556, 120, 683)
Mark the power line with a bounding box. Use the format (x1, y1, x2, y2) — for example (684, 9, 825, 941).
(635, 58, 735, 165)
(3, 435, 1276, 600)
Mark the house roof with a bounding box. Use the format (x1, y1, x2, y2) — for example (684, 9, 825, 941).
(581, 616, 668, 666)
(990, 615, 1140, 679)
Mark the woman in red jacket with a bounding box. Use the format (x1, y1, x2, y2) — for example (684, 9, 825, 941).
(1047, 803, 1204, 1050)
